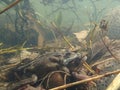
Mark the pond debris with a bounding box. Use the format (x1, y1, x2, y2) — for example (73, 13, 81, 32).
(50, 70, 120, 90)
(7, 74, 38, 90)
(0, 0, 23, 14)
(51, 22, 74, 50)
(0, 1, 120, 90)
(0, 21, 120, 90)
(0, 37, 119, 90)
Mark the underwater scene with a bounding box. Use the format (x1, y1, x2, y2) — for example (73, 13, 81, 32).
(0, 0, 120, 90)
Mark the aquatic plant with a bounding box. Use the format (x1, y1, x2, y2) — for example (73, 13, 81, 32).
(54, 11, 62, 28)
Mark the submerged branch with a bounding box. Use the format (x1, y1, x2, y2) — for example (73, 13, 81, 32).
(0, 0, 23, 14)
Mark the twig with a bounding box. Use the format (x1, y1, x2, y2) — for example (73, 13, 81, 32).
(100, 32, 119, 61)
(82, 60, 96, 74)
(91, 57, 114, 67)
(0, 0, 23, 14)
(50, 70, 120, 90)
(63, 74, 67, 90)
(99, 20, 119, 61)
